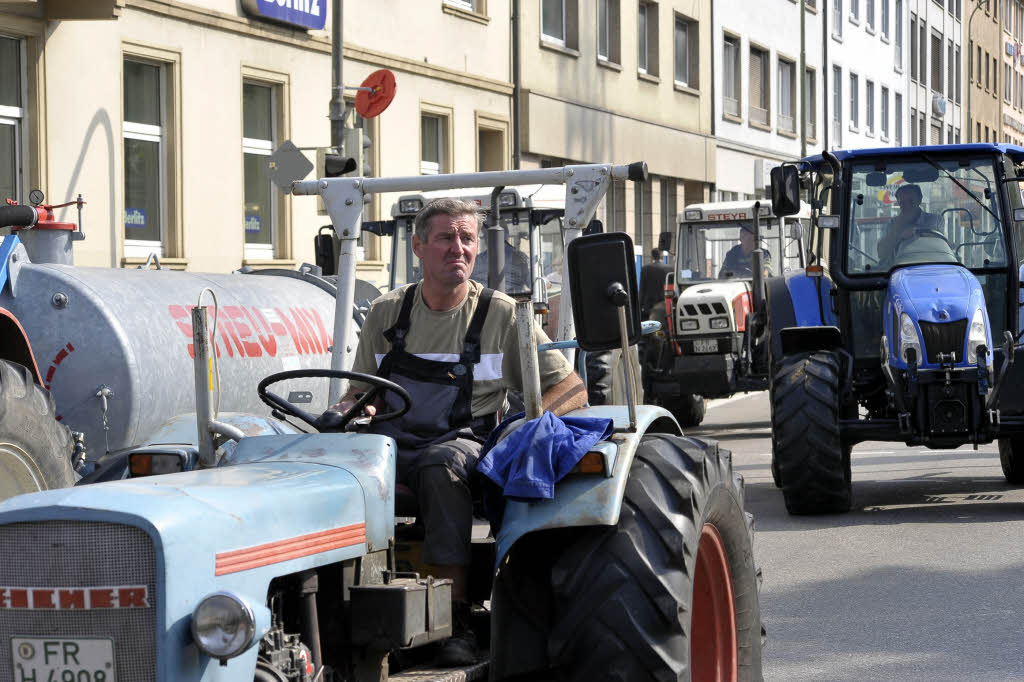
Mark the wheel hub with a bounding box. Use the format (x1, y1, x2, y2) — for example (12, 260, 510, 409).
(691, 522, 738, 682)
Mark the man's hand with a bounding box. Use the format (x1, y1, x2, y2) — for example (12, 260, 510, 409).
(326, 396, 377, 417)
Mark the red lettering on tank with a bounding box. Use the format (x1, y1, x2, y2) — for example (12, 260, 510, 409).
(223, 307, 261, 357)
(169, 304, 198, 358)
(244, 307, 277, 357)
(274, 308, 310, 354)
(43, 341, 77, 390)
(298, 308, 332, 352)
(290, 308, 323, 354)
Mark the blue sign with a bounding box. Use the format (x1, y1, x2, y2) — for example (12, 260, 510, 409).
(245, 215, 262, 233)
(125, 208, 147, 229)
(241, 0, 326, 31)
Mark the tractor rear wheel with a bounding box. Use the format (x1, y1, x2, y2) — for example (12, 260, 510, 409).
(771, 351, 852, 514)
(998, 437, 1024, 484)
(546, 434, 762, 681)
(662, 392, 707, 428)
(0, 360, 75, 502)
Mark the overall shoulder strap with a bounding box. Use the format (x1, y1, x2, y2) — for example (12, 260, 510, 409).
(382, 284, 418, 349)
(461, 287, 494, 364)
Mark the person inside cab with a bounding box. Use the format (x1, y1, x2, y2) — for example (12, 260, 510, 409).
(639, 248, 672, 320)
(719, 223, 773, 279)
(325, 198, 587, 666)
(876, 183, 941, 260)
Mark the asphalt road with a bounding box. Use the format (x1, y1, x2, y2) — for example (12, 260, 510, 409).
(691, 392, 1024, 682)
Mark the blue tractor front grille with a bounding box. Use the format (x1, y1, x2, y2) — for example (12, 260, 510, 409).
(919, 319, 968, 364)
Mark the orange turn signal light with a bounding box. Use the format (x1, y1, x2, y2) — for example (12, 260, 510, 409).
(575, 452, 605, 474)
(806, 264, 824, 277)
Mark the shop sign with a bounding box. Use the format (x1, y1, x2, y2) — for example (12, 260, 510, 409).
(241, 0, 326, 31)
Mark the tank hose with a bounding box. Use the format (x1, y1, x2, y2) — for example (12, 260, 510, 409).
(0, 205, 38, 229)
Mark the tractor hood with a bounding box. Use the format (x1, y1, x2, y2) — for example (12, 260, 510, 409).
(889, 265, 982, 324)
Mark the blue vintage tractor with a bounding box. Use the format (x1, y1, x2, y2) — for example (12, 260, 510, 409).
(765, 143, 1024, 514)
(0, 164, 763, 682)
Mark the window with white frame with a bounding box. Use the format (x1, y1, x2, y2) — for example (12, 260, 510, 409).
(930, 30, 943, 93)
(0, 36, 24, 205)
(955, 44, 961, 103)
(833, 0, 844, 36)
(804, 68, 817, 139)
(910, 13, 918, 81)
(851, 0, 859, 21)
(866, 0, 874, 29)
(881, 85, 889, 138)
(542, 0, 566, 45)
(849, 72, 859, 129)
(895, 93, 903, 145)
(123, 58, 167, 259)
(674, 14, 698, 87)
(895, 0, 902, 62)
(598, 0, 610, 59)
(638, 1, 659, 76)
(749, 45, 770, 126)
(778, 58, 796, 133)
(420, 113, 447, 175)
(882, 0, 889, 36)
(833, 65, 843, 145)
(723, 34, 741, 116)
(242, 81, 276, 260)
(865, 79, 874, 134)
(444, 0, 479, 11)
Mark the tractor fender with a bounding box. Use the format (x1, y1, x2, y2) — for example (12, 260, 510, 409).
(0, 306, 42, 385)
(766, 270, 840, 359)
(493, 404, 681, 568)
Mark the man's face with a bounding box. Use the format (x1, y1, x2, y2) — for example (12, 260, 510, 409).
(896, 189, 921, 214)
(412, 213, 479, 288)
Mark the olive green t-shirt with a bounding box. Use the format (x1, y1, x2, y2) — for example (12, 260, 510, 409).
(351, 280, 573, 417)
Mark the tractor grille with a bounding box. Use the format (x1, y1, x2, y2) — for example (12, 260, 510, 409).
(0, 520, 158, 681)
(919, 319, 968, 364)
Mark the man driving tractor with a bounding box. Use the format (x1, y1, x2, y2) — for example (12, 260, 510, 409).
(325, 198, 587, 666)
(876, 183, 940, 259)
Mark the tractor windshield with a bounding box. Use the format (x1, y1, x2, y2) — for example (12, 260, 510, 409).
(845, 157, 1009, 275)
(676, 220, 784, 281)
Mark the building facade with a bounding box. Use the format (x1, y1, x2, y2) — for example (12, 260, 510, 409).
(0, 0, 514, 285)
(965, 0, 1001, 142)
(713, 0, 824, 202)
(996, 0, 1024, 144)
(520, 0, 715, 253)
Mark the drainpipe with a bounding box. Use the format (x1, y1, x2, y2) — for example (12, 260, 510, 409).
(822, 0, 829, 150)
(512, 0, 522, 169)
(800, 0, 807, 159)
(329, 0, 345, 152)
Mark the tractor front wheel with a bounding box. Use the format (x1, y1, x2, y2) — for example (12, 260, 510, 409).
(998, 437, 1024, 484)
(771, 351, 852, 514)
(546, 434, 762, 681)
(0, 360, 75, 502)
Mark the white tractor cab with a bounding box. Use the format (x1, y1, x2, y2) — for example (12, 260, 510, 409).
(644, 200, 809, 425)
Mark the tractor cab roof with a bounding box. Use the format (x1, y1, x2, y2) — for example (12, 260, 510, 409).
(798, 143, 1024, 171)
(678, 200, 810, 225)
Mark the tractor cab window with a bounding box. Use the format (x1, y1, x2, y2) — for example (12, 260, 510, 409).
(846, 157, 1009, 275)
(675, 220, 783, 281)
(535, 210, 565, 297)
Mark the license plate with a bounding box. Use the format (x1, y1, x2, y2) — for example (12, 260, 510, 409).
(692, 338, 719, 353)
(11, 637, 115, 682)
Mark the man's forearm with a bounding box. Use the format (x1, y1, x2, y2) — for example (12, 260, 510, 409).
(541, 372, 588, 416)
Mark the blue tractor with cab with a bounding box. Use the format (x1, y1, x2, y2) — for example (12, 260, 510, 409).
(765, 143, 1024, 514)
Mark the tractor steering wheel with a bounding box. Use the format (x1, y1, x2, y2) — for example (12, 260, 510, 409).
(911, 228, 954, 249)
(257, 369, 411, 432)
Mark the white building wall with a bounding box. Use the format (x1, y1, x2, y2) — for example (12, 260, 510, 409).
(902, 0, 963, 145)
(713, 0, 824, 198)
(829, 0, 913, 150)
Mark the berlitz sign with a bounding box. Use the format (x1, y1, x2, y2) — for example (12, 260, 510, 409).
(241, 0, 326, 31)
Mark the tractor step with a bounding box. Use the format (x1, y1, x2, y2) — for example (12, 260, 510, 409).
(389, 658, 489, 681)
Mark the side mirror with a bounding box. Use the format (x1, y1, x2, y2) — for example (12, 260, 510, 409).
(770, 165, 801, 217)
(583, 218, 604, 235)
(658, 231, 673, 253)
(314, 226, 337, 276)
(567, 232, 641, 352)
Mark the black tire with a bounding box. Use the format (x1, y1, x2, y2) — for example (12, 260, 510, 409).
(771, 351, 852, 514)
(662, 393, 707, 428)
(998, 437, 1024, 484)
(545, 434, 762, 681)
(0, 360, 75, 502)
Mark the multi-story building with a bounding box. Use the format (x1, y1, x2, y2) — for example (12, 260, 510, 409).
(830, 0, 912, 150)
(997, 0, 1024, 144)
(713, 0, 823, 201)
(901, 0, 962, 145)
(964, 0, 1001, 142)
(519, 0, 715, 252)
(0, 1, 514, 285)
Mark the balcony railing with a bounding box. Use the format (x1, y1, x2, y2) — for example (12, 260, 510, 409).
(750, 105, 769, 126)
(832, 120, 842, 146)
(779, 113, 795, 133)
(724, 96, 739, 116)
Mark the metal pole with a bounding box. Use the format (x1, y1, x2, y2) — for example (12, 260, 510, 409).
(191, 307, 215, 468)
(822, 0, 829, 150)
(800, 0, 807, 159)
(511, 0, 522, 169)
(488, 187, 506, 291)
(329, 0, 345, 151)
(616, 305, 637, 431)
(967, 0, 985, 143)
(516, 299, 543, 419)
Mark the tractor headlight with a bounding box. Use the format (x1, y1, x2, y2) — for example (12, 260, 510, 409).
(899, 313, 923, 364)
(191, 592, 256, 662)
(709, 317, 729, 329)
(966, 308, 990, 366)
(679, 319, 699, 331)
